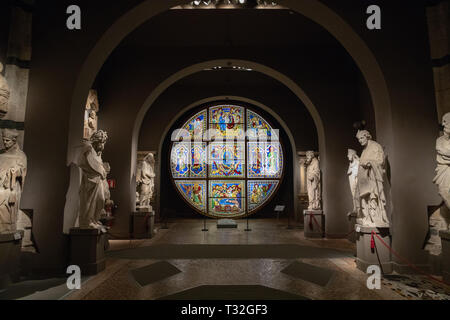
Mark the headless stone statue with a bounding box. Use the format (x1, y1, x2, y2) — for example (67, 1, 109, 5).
(305, 151, 321, 210)
(0, 129, 27, 233)
(433, 112, 450, 231)
(347, 149, 360, 212)
(355, 130, 389, 228)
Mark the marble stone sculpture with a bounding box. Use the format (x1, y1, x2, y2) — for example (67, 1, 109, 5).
(433, 112, 450, 230)
(355, 130, 389, 228)
(0, 63, 10, 119)
(0, 129, 27, 233)
(136, 152, 155, 211)
(83, 89, 99, 141)
(100, 162, 114, 219)
(305, 151, 321, 210)
(77, 130, 109, 230)
(347, 149, 360, 212)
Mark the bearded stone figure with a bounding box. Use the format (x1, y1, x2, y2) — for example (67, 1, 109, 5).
(305, 151, 321, 210)
(355, 130, 389, 228)
(432, 112, 450, 230)
(136, 153, 155, 211)
(347, 149, 360, 212)
(0, 63, 10, 119)
(0, 129, 27, 233)
(77, 130, 109, 229)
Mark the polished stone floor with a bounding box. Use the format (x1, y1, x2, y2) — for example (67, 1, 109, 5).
(64, 218, 409, 300)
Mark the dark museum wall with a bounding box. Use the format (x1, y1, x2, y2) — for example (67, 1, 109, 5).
(20, 0, 438, 274)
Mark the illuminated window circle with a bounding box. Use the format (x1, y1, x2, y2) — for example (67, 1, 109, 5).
(170, 104, 284, 218)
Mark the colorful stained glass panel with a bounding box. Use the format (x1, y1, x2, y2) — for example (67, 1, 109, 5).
(190, 143, 207, 177)
(247, 110, 272, 140)
(210, 105, 244, 124)
(171, 142, 190, 178)
(248, 180, 279, 212)
(209, 198, 245, 215)
(209, 180, 245, 198)
(182, 110, 206, 139)
(175, 180, 207, 212)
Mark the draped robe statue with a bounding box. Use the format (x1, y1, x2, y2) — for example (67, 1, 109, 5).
(0, 63, 9, 119)
(347, 149, 360, 212)
(432, 112, 450, 230)
(305, 151, 321, 210)
(136, 153, 155, 210)
(77, 130, 108, 229)
(355, 130, 389, 227)
(0, 129, 27, 233)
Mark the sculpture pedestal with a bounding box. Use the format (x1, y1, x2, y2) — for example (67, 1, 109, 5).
(439, 230, 450, 283)
(69, 228, 107, 275)
(303, 210, 324, 238)
(347, 212, 357, 243)
(132, 210, 155, 239)
(0, 230, 24, 290)
(355, 225, 393, 274)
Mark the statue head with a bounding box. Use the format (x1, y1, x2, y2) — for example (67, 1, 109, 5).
(305, 151, 315, 164)
(90, 130, 108, 153)
(347, 149, 357, 161)
(144, 152, 155, 165)
(442, 113, 450, 136)
(1, 128, 19, 150)
(356, 130, 372, 147)
(0, 63, 10, 119)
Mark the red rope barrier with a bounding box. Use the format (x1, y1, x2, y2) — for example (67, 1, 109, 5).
(372, 232, 450, 287)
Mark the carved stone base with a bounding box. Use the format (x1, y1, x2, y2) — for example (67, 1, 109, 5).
(0, 230, 24, 290)
(439, 230, 450, 283)
(132, 211, 155, 239)
(355, 225, 393, 274)
(347, 211, 357, 243)
(69, 228, 107, 275)
(303, 210, 324, 238)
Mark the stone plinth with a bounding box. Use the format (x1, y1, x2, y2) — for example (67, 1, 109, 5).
(303, 210, 324, 238)
(439, 230, 450, 283)
(355, 225, 393, 274)
(0, 230, 24, 290)
(347, 211, 357, 243)
(132, 210, 155, 239)
(217, 219, 237, 229)
(69, 228, 107, 275)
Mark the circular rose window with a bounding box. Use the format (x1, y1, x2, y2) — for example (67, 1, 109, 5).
(170, 104, 284, 218)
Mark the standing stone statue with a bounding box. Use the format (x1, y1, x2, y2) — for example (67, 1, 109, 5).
(77, 130, 108, 229)
(136, 153, 155, 211)
(0, 129, 27, 233)
(432, 112, 450, 230)
(355, 130, 389, 227)
(347, 149, 360, 212)
(100, 162, 114, 219)
(305, 151, 321, 210)
(0, 63, 10, 119)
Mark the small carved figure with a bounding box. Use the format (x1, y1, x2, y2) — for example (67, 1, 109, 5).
(136, 153, 155, 210)
(305, 151, 321, 210)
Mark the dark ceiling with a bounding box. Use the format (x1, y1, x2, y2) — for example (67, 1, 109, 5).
(120, 9, 341, 48)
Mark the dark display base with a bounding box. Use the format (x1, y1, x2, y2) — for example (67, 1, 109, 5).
(132, 211, 155, 239)
(0, 230, 24, 290)
(303, 210, 324, 238)
(217, 219, 238, 229)
(69, 228, 107, 276)
(355, 225, 393, 274)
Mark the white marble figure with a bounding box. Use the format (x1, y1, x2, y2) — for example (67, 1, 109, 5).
(77, 130, 108, 230)
(355, 130, 389, 228)
(305, 151, 321, 210)
(0, 129, 27, 233)
(100, 162, 114, 219)
(347, 149, 360, 212)
(83, 109, 97, 140)
(136, 153, 155, 211)
(0, 63, 9, 119)
(432, 112, 450, 230)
